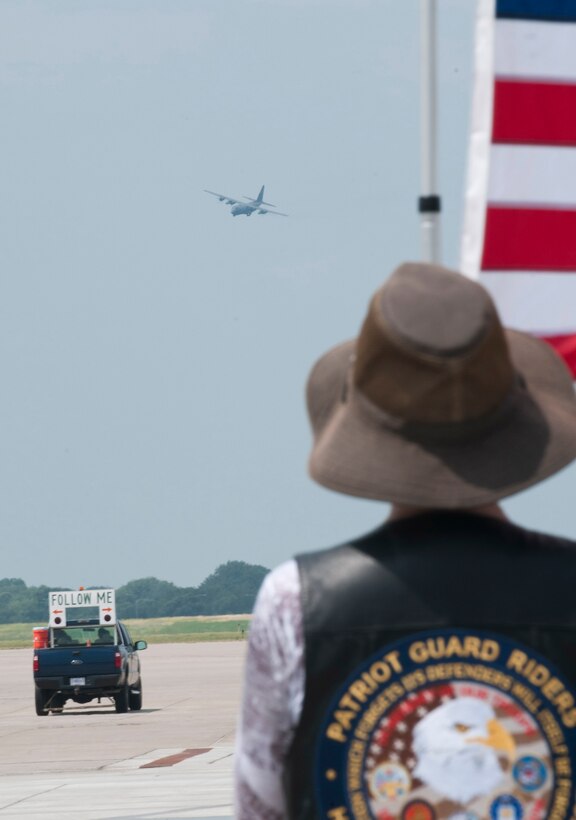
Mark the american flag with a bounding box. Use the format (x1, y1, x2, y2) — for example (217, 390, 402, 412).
(460, 0, 576, 375)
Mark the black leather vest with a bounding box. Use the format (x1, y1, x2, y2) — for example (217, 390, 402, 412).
(284, 512, 576, 819)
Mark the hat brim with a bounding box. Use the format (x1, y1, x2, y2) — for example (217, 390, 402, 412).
(307, 330, 576, 508)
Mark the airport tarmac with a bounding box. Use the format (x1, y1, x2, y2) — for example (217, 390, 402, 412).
(0, 641, 247, 819)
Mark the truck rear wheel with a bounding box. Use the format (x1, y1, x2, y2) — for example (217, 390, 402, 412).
(35, 687, 49, 716)
(50, 694, 65, 713)
(115, 684, 129, 713)
(129, 679, 142, 711)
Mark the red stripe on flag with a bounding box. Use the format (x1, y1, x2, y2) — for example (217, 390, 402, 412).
(493, 80, 576, 146)
(481, 207, 576, 270)
(542, 334, 576, 377)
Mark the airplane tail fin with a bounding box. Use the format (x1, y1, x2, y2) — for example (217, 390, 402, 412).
(242, 185, 277, 206)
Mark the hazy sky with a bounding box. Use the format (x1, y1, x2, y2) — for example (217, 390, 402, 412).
(2, 0, 574, 591)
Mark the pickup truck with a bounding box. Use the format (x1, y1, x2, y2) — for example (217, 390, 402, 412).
(33, 619, 147, 716)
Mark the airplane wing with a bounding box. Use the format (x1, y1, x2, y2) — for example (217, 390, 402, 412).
(257, 207, 289, 217)
(204, 190, 242, 205)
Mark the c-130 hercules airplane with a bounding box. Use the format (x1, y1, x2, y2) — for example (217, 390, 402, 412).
(204, 185, 288, 217)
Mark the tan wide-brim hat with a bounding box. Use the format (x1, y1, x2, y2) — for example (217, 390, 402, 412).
(307, 263, 576, 508)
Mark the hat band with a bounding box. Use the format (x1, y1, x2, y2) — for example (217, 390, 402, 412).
(349, 373, 527, 445)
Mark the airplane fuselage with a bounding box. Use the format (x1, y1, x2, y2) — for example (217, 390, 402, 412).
(231, 202, 259, 216)
(230, 198, 268, 216)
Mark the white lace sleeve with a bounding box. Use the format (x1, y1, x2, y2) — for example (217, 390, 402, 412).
(234, 559, 304, 819)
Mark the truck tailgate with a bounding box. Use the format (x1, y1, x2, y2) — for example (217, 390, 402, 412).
(37, 647, 117, 677)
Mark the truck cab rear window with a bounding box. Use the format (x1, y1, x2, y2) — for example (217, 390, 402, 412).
(52, 625, 117, 647)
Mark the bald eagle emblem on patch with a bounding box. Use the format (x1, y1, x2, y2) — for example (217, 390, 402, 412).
(316, 629, 576, 818)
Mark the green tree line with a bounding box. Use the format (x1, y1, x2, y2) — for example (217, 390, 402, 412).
(0, 561, 269, 624)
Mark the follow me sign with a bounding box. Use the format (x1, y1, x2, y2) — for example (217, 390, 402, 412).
(48, 588, 116, 627)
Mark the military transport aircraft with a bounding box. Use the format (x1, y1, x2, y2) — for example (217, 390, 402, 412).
(204, 185, 288, 217)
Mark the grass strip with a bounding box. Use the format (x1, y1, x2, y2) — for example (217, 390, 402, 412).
(0, 615, 252, 650)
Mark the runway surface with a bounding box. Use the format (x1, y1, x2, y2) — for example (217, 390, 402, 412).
(0, 641, 246, 819)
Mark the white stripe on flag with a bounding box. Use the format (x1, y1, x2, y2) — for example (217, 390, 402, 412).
(481, 272, 576, 335)
(495, 19, 576, 81)
(488, 145, 576, 207)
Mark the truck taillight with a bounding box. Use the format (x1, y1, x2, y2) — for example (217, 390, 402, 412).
(33, 654, 39, 672)
(114, 651, 121, 669)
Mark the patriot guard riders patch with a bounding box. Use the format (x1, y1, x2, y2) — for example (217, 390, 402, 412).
(316, 629, 576, 819)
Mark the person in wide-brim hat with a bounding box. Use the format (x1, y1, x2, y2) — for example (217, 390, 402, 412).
(307, 261, 576, 508)
(235, 262, 576, 820)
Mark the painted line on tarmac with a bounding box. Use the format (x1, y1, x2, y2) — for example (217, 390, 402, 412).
(105, 748, 184, 770)
(105, 746, 233, 771)
(140, 748, 211, 768)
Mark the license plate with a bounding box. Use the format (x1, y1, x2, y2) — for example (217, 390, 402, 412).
(70, 677, 85, 686)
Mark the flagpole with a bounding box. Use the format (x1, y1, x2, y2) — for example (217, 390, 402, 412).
(420, 0, 442, 263)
